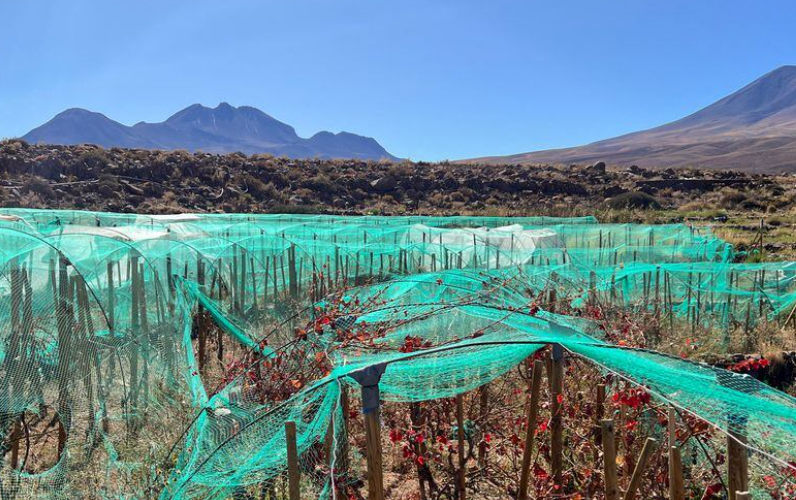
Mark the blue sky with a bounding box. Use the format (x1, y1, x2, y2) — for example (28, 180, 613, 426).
(1, 0, 794, 161)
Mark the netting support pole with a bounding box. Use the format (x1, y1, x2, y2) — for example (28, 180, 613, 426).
(550, 344, 564, 487)
(518, 359, 543, 500)
(197, 260, 207, 375)
(669, 445, 685, 500)
(9, 420, 20, 469)
(596, 384, 606, 422)
(9, 260, 22, 469)
(456, 393, 467, 500)
(727, 432, 749, 500)
(289, 244, 298, 299)
(477, 384, 489, 468)
(285, 421, 300, 500)
(623, 438, 657, 500)
(56, 257, 71, 459)
(410, 402, 434, 500)
(592, 384, 606, 464)
(601, 420, 619, 500)
(363, 395, 385, 500)
(328, 385, 351, 499)
(349, 364, 386, 500)
(104, 261, 114, 434)
(668, 407, 684, 500)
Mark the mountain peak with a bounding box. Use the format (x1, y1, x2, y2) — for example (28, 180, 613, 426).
(658, 64, 796, 133)
(54, 108, 113, 121)
(468, 65, 796, 172)
(23, 104, 398, 161)
(770, 65, 796, 75)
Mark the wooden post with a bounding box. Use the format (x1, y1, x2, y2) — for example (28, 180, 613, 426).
(518, 360, 544, 500)
(727, 432, 749, 500)
(285, 421, 300, 500)
(596, 384, 606, 423)
(288, 244, 298, 298)
(334, 386, 351, 498)
(364, 405, 385, 500)
(550, 344, 564, 487)
(735, 492, 750, 500)
(669, 446, 685, 500)
(668, 407, 684, 500)
(9, 420, 21, 469)
(456, 394, 467, 500)
(56, 257, 72, 457)
(477, 384, 489, 467)
(197, 260, 207, 375)
(8, 260, 22, 469)
(601, 420, 619, 500)
(324, 386, 352, 499)
(592, 384, 606, 464)
(129, 256, 141, 435)
(410, 402, 433, 500)
(623, 438, 657, 500)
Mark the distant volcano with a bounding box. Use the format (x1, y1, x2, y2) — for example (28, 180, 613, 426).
(23, 103, 399, 161)
(469, 66, 796, 172)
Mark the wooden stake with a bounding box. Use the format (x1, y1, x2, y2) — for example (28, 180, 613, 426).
(727, 432, 749, 500)
(735, 492, 750, 500)
(285, 421, 300, 500)
(288, 244, 298, 298)
(335, 386, 350, 495)
(409, 402, 433, 500)
(477, 384, 489, 467)
(518, 360, 544, 500)
(8, 260, 22, 469)
(668, 407, 684, 500)
(668, 446, 685, 500)
(456, 394, 467, 500)
(601, 420, 619, 500)
(550, 344, 564, 487)
(129, 257, 141, 434)
(196, 260, 207, 375)
(623, 438, 657, 500)
(56, 257, 72, 457)
(668, 407, 676, 448)
(364, 404, 385, 500)
(596, 385, 606, 422)
(9, 420, 20, 469)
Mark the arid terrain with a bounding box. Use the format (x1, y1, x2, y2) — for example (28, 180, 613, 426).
(2, 139, 794, 215)
(4, 138, 796, 257)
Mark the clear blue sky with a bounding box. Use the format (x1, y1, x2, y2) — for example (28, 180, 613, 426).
(1, 0, 794, 161)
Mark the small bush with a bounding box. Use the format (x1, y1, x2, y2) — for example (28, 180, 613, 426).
(78, 148, 111, 170)
(605, 191, 661, 210)
(719, 189, 748, 208)
(22, 176, 54, 198)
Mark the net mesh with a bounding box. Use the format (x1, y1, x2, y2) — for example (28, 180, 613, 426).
(0, 208, 793, 499)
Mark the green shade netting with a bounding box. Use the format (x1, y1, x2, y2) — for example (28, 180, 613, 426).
(0, 208, 792, 500)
